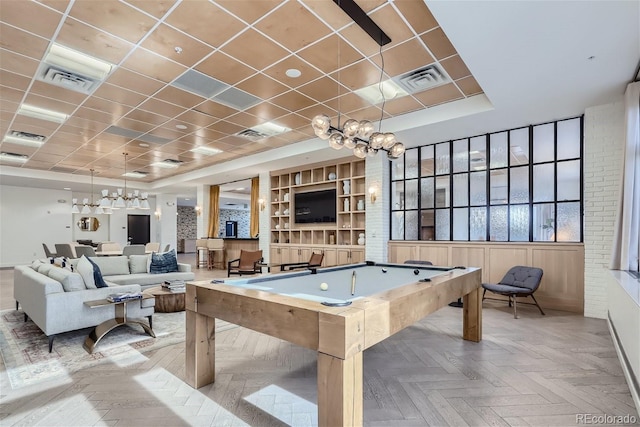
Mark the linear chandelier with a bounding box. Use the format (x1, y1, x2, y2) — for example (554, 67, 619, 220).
(312, 0, 405, 160)
(72, 169, 111, 215)
(98, 152, 150, 210)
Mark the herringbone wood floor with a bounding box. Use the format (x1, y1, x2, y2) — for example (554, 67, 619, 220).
(1, 255, 638, 426)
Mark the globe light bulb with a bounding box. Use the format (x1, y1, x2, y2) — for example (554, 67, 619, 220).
(328, 132, 344, 150)
(387, 142, 406, 160)
(369, 132, 385, 149)
(367, 145, 377, 157)
(315, 127, 331, 140)
(342, 119, 359, 138)
(353, 142, 368, 158)
(343, 138, 356, 149)
(358, 120, 374, 139)
(311, 114, 331, 133)
(382, 132, 397, 149)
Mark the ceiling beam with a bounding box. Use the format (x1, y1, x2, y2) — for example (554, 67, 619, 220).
(333, 0, 391, 46)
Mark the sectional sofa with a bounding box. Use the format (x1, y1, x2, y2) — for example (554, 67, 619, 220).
(14, 254, 195, 352)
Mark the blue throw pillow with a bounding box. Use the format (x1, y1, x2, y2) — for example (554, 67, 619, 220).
(87, 257, 108, 288)
(149, 249, 179, 274)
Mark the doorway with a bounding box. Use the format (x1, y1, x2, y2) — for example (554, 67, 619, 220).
(128, 215, 150, 245)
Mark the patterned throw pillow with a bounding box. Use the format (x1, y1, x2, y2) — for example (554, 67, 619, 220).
(149, 249, 179, 274)
(50, 257, 73, 272)
(87, 257, 108, 288)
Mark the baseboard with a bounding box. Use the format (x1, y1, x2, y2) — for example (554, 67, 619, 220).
(608, 311, 640, 414)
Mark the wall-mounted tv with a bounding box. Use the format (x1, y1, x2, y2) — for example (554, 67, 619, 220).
(294, 189, 336, 224)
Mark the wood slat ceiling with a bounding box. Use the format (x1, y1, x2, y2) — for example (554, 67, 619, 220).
(0, 0, 483, 182)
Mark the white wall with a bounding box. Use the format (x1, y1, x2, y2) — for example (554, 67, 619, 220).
(0, 185, 72, 267)
(155, 194, 177, 251)
(584, 100, 626, 318)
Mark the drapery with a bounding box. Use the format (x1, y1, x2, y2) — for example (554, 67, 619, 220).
(610, 81, 640, 271)
(208, 185, 220, 238)
(250, 177, 259, 238)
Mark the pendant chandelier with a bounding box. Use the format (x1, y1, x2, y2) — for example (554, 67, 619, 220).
(71, 169, 111, 215)
(98, 152, 150, 210)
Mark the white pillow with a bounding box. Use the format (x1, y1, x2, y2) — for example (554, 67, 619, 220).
(77, 255, 96, 289)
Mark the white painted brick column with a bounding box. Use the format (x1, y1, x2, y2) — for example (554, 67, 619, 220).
(583, 100, 625, 318)
(365, 154, 390, 262)
(259, 171, 271, 262)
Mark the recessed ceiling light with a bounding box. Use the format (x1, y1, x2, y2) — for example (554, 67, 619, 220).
(64, 187, 71, 190)
(174, 46, 183, 54)
(175, 124, 188, 130)
(3, 131, 46, 147)
(354, 80, 408, 105)
(285, 68, 301, 78)
(17, 104, 68, 124)
(235, 187, 245, 191)
(45, 43, 113, 80)
(123, 171, 147, 178)
(0, 152, 29, 163)
(152, 159, 183, 169)
(190, 146, 223, 156)
(139, 143, 150, 147)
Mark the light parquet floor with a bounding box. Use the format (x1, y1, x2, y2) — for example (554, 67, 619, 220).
(1, 255, 638, 426)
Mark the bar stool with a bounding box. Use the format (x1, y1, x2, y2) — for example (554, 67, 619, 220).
(195, 238, 209, 269)
(206, 238, 225, 270)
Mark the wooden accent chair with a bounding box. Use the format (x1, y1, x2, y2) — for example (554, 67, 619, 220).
(228, 250, 263, 277)
(206, 238, 225, 270)
(122, 245, 145, 256)
(195, 238, 209, 269)
(482, 266, 545, 319)
(75, 245, 96, 258)
(145, 242, 160, 252)
(280, 252, 324, 271)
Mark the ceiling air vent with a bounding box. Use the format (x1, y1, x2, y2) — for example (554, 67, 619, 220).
(4, 130, 47, 146)
(41, 66, 98, 93)
(393, 64, 450, 94)
(0, 152, 29, 163)
(236, 129, 269, 141)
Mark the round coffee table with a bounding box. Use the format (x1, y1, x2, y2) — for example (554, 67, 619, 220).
(143, 286, 185, 313)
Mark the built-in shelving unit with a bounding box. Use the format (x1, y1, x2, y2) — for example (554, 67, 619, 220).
(270, 159, 366, 266)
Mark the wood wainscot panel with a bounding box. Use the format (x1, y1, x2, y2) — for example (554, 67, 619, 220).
(418, 245, 449, 266)
(450, 246, 487, 281)
(532, 246, 584, 313)
(224, 238, 259, 263)
(487, 247, 529, 282)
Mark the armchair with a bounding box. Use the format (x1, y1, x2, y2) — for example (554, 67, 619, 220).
(228, 250, 263, 277)
(280, 252, 324, 271)
(482, 266, 545, 319)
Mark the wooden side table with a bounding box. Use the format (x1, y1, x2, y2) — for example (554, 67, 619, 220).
(83, 295, 155, 353)
(143, 286, 185, 313)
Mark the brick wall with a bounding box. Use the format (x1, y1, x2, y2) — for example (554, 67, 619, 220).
(365, 155, 389, 262)
(583, 100, 625, 318)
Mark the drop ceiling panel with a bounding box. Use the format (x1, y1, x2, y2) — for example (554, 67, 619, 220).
(0, 49, 40, 77)
(106, 68, 165, 95)
(215, 0, 283, 25)
(121, 48, 186, 83)
(141, 24, 212, 68)
(56, 17, 133, 64)
(93, 84, 147, 107)
(236, 74, 289, 100)
(413, 82, 464, 107)
(220, 29, 288, 71)
(0, 1, 61, 39)
(166, 1, 245, 48)
(0, 23, 50, 60)
(440, 55, 472, 80)
(195, 52, 256, 86)
(125, 0, 177, 19)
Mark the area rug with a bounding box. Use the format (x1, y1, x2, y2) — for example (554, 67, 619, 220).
(0, 309, 236, 390)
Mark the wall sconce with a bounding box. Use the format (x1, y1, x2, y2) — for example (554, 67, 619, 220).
(258, 198, 266, 211)
(154, 210, 161, 220)
(368, 185, 378, 203)
(194, 205, 202, 216)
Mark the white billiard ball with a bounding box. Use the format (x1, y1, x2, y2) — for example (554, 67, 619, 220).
(320, 282, 329, 291)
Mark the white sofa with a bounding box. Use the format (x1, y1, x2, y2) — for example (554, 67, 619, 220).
(14, 255, 195, 352)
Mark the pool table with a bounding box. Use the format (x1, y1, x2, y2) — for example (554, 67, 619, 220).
(185, 262, 482, 426)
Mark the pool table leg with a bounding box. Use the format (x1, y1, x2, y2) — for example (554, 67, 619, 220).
(317, 351, 363, 427)
(185, 310, 216, 388)
(462, 287, 482, 342)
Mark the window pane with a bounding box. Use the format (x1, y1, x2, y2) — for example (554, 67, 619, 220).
(421, 145, 434, 176)
(435, 209, 450, 240)
(435, 176, 449, 208)
(453, 139, 468, 173)
(557, 160, 580, 201)
(453, 208, 469, 240)
(510, 127, 529, 165)
(510, 166, 529, 203)
(510, 205, 529, 241)
(490, 170, 507, 205)
(490, 206, 508, 241)
(435, 142, 450, 175)
(490, 132, 508, 169)
(533, 163, 555, 202)
(405, 149, 419, 179)
(470, 207, 486, 241)
(470, 171, 486, 205)
(392, 181, 404, 210)
(556, 202, 580, 242)
(470, 136, 486, 170)
(405, 179, 418, 209)
(453, 173, 468, 207)
(420, 177, 434, 209)
(391, 211, 404, 239)
(557, 118, 580, 160)
(533, 203, 555, 241)
(533, 123, 554, 163)
(392, 156, 405, 180)
(421, 209, 435, 240)
(405, 210, 419, 240)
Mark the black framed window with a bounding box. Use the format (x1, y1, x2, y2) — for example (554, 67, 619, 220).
(390, 116, 583, 242)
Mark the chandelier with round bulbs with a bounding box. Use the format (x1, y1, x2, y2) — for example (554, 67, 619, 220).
(311, 115, 405, 160)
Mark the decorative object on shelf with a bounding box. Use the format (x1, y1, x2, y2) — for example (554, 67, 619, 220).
(358, 233, 365, 245)
(294, 173, 301, 185)
(284, 222, 289, 229)
(329, 234, 336, 245)
(343, 179, 350, 195)
(343, 198, 350, 212)
(328, 172, 337, 180)
(275, 224, 280, 229)
(72, 169, 111, 215)
(97, 153, 150, 210)
(275, 210, 280, 216)
(283, 208, 289, 215)
(357, 199, 365, 210)
(283, 192, 289, 202)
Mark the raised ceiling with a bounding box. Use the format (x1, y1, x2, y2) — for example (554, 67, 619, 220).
(0, 0, 483, 183)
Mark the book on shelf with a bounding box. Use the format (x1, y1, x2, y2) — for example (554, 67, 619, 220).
(162, 280, 185, 289)
(107, 292, 143, 303)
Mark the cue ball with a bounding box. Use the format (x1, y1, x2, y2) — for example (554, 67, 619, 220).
(320, 282, 328, 291)
(382, 268, 388, 273)
(414, 269, 420, 275)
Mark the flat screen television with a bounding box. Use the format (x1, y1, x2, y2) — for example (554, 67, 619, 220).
(294, 189, 336, 224)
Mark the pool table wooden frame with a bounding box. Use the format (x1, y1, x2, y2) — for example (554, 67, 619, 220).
(185, 263, 482, 427)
